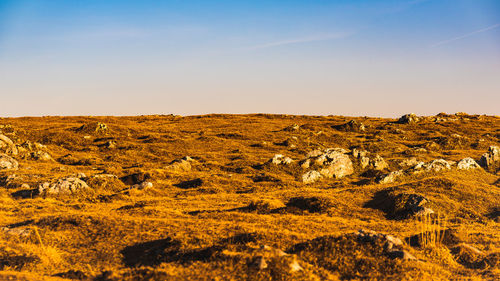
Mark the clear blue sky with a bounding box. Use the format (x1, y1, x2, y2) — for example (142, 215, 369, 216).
(1, 0, 499, 117)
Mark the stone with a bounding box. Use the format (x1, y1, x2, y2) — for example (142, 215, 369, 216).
(283, 124, 300, 131)
(370, 155, 388, 170)
(414, 159, 452, 173)
(457, 157, 481, 170)
(398, 113, 419, 124)
(387, 249, 417, 260)
(352, 148, 368, 158)
(38, 177, 90, 195)
(360, 156, 370, 169)
(166, 156, 194, 171)
(399, 157, 419, 168)
(392, 193, 432, 218)
(333, 120, 366, 132)
(0, 134, 18, 155)
(302, 170, 322, 184)
(270, 154, 293, 165)
(0, 153, 19, 170)
(252, 256, 268, 270)
(131, 181, 153, 190)
(377, 170, 404, 184)
(31, 151, 53, 161)
(479, 146, 500, 168)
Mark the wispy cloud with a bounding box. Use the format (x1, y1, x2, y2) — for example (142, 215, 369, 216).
(245, 32, 353, 50)
(431, 23, 500, 47)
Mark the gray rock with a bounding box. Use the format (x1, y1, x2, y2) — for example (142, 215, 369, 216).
(398, 113, 419, 124)
(457, 157, 481, 170)
(38, 177, 90, 195)
(377, 170, 404, 184)
(0, 153, 19, 170)
(370, 155, 388, 170)
(479, 146, 500, 168)
(270, 154, 293, 165)
(302, 170, 322, 184)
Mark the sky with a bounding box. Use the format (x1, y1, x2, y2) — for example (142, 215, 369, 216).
(0, 0, 499, 117)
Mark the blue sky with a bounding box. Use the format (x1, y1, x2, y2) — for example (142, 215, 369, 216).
(0, 0, 499, 117)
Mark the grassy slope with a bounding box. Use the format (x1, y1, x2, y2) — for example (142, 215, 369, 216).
(0, 114, 499, 280)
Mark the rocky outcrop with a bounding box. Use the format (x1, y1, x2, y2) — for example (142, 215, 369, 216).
(300, 148, 353, 183)
(38, 177, 90, 196)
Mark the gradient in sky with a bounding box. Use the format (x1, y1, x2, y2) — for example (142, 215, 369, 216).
(1, 0, 499, 117)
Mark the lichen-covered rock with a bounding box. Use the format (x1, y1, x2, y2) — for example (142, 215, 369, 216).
(270, 154, 293, 165)
(0, 153, 19, 170)
(413, 159, 452, 173)
(38, 177, 90, 195)
(302, 170, 322, 184)
(0, 134, 18, 155)
(370, 155, 388, 170)
(392, 193, 433, 218)
(398, 113, 419, 124)
(457, 158, 481, 170)
(377, 170, 404, 184)
(333, 120, 366, 132)
(166, 156, 194, 171)
(479, 146, 500, 168)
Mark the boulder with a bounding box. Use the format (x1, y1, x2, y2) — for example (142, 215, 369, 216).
(0, 134, 18, 155)
(318, 152, 354, 178)
(301, 170, 322, 184)
(392, 193, 433, 218)
(370, 155, 388, 170)
(270, 154, 293, 165)
(333, 120, 366, 132)
(0, 153, 19, 170)
(457, 158, 481, 170)
(479, 146, 500, 168)
(38, 177, 90, 195)
(397, 113, 419, 124)
(166, 156, 194, 171)
(377, 170, 404, 184)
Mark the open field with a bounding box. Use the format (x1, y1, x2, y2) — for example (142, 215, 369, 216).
(0, 113, 499, 280)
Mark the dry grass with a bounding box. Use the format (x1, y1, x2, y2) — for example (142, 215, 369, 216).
(0, 113, 498, 280)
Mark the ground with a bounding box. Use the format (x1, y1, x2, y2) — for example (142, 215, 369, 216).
(0, 113, 499, 280)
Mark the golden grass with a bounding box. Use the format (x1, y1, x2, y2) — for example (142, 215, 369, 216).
(0, 114, 498, 280)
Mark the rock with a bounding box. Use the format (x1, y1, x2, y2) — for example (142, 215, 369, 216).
(360, 156, 370, 169)
(352, 148, 368, 158)
(457, 158, 481, 170)
(131, 181, 153, 190)
(413, 159, 452, 173)
(166, 156, 194, 171)
(38, 177, 90, 195)
(387, 249, 417, 260)
(288, 259, 303, 272)
(1, 227, 32, 237)
(377, 170, 404, 184)
(31, 151, 53, 161)
(283, 124, 300, 131)
(479, 146, 500, 168)
(333, 120, 366, 132)
(0, 153, 19, 170)
(392, 193, 432, 218)
(370, 155, 388, 170)
(252, 256, 268, 270)
(398, 113, 419, 124)
(270, 154, 293, 165)
(399, 157, 419, 168)
(301, 170, 322, 184)
(0, 134, 18, 155)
